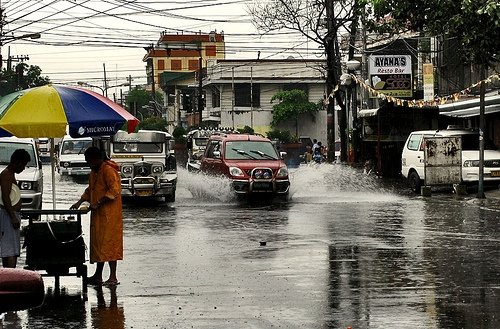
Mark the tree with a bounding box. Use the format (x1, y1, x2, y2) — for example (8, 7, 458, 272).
(366, 0, 500, 66)
(270, 89, 320, 136)
(248, 0, 365, 162)
(126, 86, 164, 120)
(0, 63, 50, 96)
(136, 116, 168, 132)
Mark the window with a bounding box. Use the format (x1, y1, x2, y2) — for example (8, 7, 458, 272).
(205, 141, 221, 158)
(158, 59, 165, 71)
(188, 60, 199, 71)
(407, 134, 422, 151)
(171, 60, 182, 70)
(234, 83, 260, 107)
(212, 89, 220, 108)
(0, 142, 37, 167)
(206, 45, 216, 56)
(224, 141, 278, 160)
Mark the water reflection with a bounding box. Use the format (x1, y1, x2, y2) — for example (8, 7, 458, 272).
(27, 287, 87, 328)
(91, 286, 125, 329)
(422, 197, 500, 328)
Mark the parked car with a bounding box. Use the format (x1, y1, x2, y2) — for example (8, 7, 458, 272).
(57, 135, 93, 176)
(0, 137, 43, 211)
(35, 138, 51, 162)
(110, 130, 177, 202)
(401, 127, 500, 192)
(200, 133, 290, 197)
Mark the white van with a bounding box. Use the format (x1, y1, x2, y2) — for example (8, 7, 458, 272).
(401, 127, 500, 192)
(57, 136, 93, 176)
(0, 137, 43, 211)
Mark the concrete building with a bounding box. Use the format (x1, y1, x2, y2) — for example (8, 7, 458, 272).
(203, 59, 328, 142)
(143, 30, 225, 129)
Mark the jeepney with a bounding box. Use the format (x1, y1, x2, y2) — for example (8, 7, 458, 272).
(110, 130, 177, 202)
(186, 128, 235, 172)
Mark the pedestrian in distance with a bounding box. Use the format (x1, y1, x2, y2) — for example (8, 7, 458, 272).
(313, 141, 324, 163)
(0, 149, 30, 268)
(311, 139, 319, 155)
(71, 146, 123, 287)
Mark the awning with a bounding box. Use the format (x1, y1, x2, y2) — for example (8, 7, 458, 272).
(358, 108, 379, 117)
(439, 94, 500, 118)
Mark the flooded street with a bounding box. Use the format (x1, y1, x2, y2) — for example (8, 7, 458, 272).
(4, 164, 500, 328)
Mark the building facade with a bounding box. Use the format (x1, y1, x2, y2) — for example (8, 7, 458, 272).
(203, 59, 328, 142)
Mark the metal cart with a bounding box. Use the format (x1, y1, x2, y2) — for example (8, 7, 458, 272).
(21, 209, 89, 293)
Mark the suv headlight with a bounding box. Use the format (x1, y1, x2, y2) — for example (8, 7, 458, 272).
(463, 160, 479, 167)
(19, 181, 33, 190)
(62, 162, 70, 168)
(276, 166, 289, 178)
(229, 166, 244, 177)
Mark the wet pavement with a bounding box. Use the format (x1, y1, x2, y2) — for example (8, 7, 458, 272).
(3, 164, 500, 328)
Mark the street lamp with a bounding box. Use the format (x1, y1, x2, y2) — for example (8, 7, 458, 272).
(343, 59, 361, 163)
(1, 32, 41, 44)
(77, 81, 130, 97)
(0, 32, 41, 69)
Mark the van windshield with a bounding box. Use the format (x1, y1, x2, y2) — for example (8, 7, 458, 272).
(456, 133, 497, 151)
(0, 142, 37, 167)
(61, 140, 92, 155)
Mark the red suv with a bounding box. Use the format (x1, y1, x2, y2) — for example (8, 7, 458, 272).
(200, 133, 290, 197)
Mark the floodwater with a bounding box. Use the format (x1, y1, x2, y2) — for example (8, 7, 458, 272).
(2, 163, 500, 328)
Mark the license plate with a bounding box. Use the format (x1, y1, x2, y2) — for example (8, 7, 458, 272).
(136, 190, 153, 197)
(490, 171, 500, 177)
(253, 182, 272, 191)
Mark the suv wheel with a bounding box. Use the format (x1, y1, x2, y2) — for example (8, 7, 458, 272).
(408, 171, 422, 193)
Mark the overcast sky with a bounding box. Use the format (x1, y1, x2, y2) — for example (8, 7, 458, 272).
(1, 0, 323, 94)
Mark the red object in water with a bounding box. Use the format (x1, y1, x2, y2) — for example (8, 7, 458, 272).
(0, 268, 44, 313)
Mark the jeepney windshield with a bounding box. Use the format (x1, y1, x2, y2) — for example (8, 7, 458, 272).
(113, 142, 163, 154)
(194, 138, 208, 147)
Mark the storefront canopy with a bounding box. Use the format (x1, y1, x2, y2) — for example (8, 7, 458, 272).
(439, 94, 500, 118)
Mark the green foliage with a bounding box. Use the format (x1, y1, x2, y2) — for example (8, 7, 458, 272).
(172, 126, 187, 143)
(136, 117, 168, 132)
(270, 89, 319, 126)
(237, 125, 255, 134)
(126, 87, 164, 120)
(266, 128, 296, 144)
(0, 63, 50, 96)
(365, 0, 500, 66)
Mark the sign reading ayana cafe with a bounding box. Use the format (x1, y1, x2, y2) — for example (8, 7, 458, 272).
(368, 55, 412, 98)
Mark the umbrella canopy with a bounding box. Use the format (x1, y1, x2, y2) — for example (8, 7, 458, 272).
(0, 85, 139, 138)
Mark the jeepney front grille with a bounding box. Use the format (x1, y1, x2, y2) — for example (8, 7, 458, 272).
(134, 163, 152, 176)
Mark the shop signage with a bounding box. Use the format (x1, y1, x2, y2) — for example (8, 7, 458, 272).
(368, 55, 412, 97)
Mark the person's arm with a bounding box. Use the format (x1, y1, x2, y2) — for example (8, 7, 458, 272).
(70, 186, 91, 210)
(0, 174, 20, 229)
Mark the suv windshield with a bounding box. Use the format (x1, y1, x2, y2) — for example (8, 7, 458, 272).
(0, 142, 37, 167)
(225, 141, 278, 160)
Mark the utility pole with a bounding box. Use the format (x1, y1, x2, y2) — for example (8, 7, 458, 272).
(103, 63, 108, 97)
(325, 0, 337, 162)
(198, 55, 203, 126)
